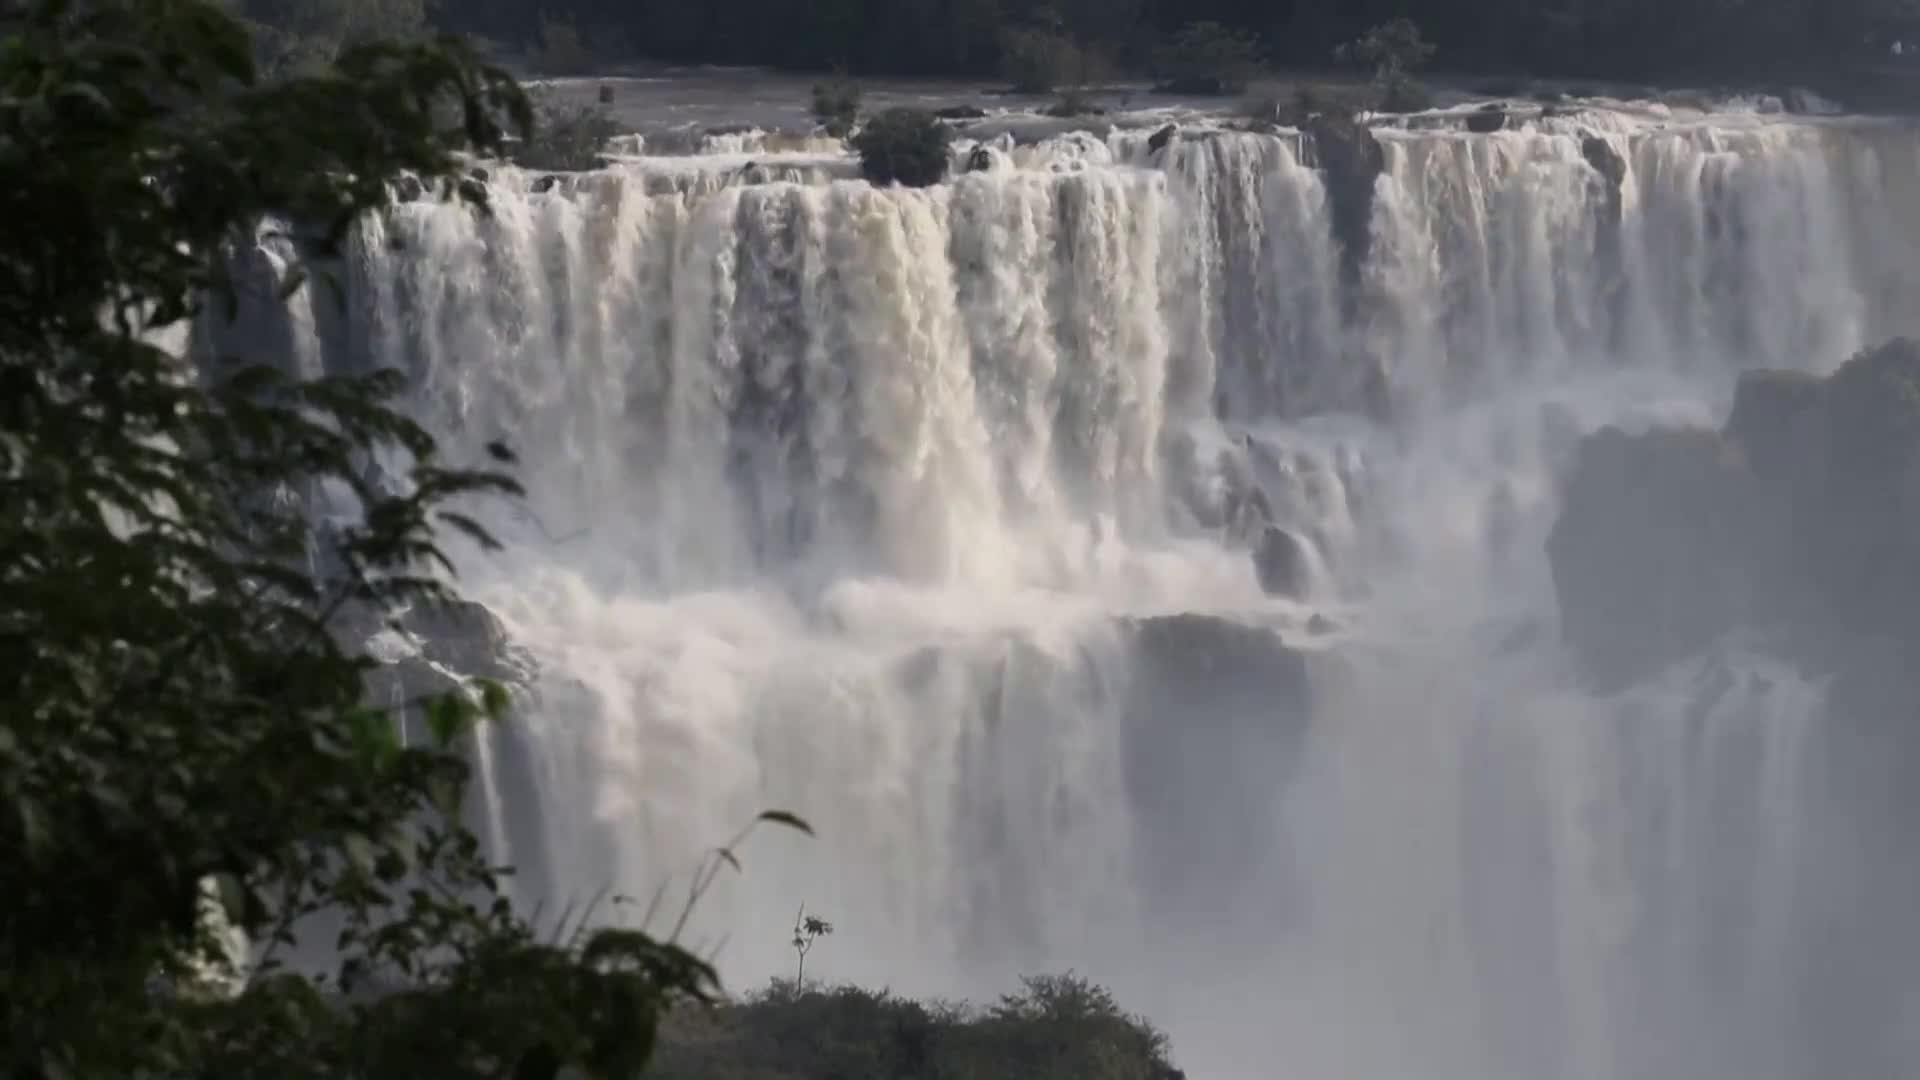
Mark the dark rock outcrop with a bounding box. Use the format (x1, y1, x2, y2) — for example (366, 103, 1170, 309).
(965, 145, 993, 173)
(1466, 103, 1508, 133)
(934, 104, 988, 120)
(1581, 134, 1626, 191)
(1547, 426, 1759, 690)
(531, 174, 560, 194)
(1548, 339, 1920, 689)
(1303, 113, 1385, 290)
(1253, 526, 1311, 599)
(392, 174, 425, 203)
(1122, 614, 1311, 922)
(1147, 123, 1178, 154)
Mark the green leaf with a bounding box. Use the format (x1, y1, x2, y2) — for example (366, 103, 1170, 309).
(757, 809, 815, 836)
(425, 694, 473, 747)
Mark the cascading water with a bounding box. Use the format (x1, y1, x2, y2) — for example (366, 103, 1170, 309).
(237, 102, 1920, 1079)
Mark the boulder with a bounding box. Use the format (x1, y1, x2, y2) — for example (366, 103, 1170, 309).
(392, 174, 425, 203)
(456, 176, 488, 204)
(965, 145, 993, 173)
(1148, 124, 1178, 154)
(1253, 526, 1311, 599)
(531, 174, 561, 194)
(934, 105, 988, 120)
(1466, 103, 1508, 133)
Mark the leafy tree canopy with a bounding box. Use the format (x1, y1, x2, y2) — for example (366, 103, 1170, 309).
(0, 2, 780, 1077)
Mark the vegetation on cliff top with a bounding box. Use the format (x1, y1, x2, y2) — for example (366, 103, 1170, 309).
(647, 975, 1183, 1080)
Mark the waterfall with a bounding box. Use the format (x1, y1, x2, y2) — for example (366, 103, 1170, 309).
(234, 107, 1920, 1079)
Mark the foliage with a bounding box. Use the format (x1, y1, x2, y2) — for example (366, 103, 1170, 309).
(1152, 20, 1263, 94)
(810, 73, 862, 138)
(226, 0, 433, 75)
(512, 90, 619, 170)
(644, 974, 1182, 1080)
(1000, 24, 1105, 93)
(528, 10, 595, 75)
(1337, 18, 1436, 113)
(790, 906, 834, 984)
(852, 107, 953, 188)
(428, 0, 1920, 93)
(0, 1, 805, 1077)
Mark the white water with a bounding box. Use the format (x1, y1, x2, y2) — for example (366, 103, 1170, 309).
(252, 104, 1920, 1078)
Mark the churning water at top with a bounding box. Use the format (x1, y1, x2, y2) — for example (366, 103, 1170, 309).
(242, 99, 1920, 1079)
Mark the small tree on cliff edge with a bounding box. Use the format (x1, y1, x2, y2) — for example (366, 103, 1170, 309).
(0, 2, 805, 1076)
(1337, 18, 1437, 112)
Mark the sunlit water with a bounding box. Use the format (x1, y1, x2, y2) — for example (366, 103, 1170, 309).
(225, 93, 1920, 1079)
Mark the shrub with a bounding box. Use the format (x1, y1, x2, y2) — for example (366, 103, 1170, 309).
(1337, 17, 1437, 113)
(853, 107, 952, 187)
(1153, 20, 1263, 95)
(511, 91, 619, 171)
(645, 974, 1179, 1080)
(811, 73, 862, 138)
(1001, 25, 1105, 94)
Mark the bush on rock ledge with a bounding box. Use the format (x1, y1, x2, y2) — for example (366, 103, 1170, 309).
(853, 108, 953, 188)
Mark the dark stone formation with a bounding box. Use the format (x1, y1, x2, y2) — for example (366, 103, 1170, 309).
(1547, 426, 1759, 690)
(1147, 123, 1178, 154)
(531, 174, 560, 194)
(1581, 134, 1627, 191)
(1466, 103, 1508, 133)
(1253, 525, 1311, 599)
(965, 145, 993, 173)
(934, 104, 988, 120)
(468, 166, 490, 183)
(1547, 339, 1920, 689)
(392, 174, 425, 203)
(456, 176, 488, 204)
(1122, 614, 1311, 925)
(1303, 113, 1385, 292)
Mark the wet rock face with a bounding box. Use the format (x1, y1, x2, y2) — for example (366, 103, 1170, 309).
(1547, 426, 1760, 690)
(1466, 103, 1508, 133)
(1253, 526, 1310, 599)
(1303, 113, 1385, 288)
(1122, 614, 1312, 923)
(1548, 339, 1920, 688)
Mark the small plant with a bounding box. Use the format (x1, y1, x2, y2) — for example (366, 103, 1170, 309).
(791, 904, 834, 984)
(1336, 17, 1437, 113)
(811, 72, 862, 138)
(1154, 20, 1263, 95)
(852, 107, 953, 187)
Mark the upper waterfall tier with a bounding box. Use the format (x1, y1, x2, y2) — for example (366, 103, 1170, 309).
(230, 110, 1920, 600)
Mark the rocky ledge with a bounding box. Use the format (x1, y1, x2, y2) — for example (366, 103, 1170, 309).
(1548, 339, 1920, 698)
